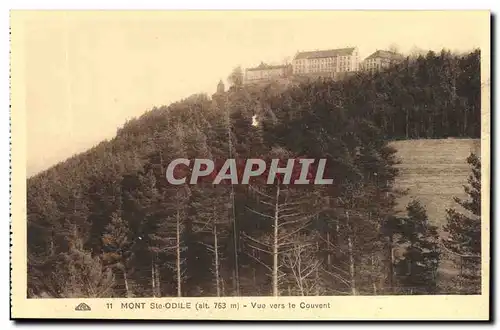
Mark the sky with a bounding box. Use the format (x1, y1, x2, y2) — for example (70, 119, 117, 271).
(19, 11, 489, 177)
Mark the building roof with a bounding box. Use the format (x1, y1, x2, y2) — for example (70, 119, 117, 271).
(365, 50, 405, 61)
(246, 62, 290, 72)
(294, 47, 356, 60)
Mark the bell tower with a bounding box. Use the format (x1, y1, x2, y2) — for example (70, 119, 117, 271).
(217, 79, 225, 94)
(212, 79, 226, 105)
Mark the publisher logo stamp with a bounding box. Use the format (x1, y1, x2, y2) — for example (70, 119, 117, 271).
(75, 303, 91, 311)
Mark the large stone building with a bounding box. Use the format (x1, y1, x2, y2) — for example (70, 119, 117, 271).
(292, 47, 360, 78)
(240, 46, 406, 85)
(244, 62, 292, 84)
(362, 50, 405, 73)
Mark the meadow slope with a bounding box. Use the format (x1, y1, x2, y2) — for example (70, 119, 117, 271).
(391, 138, 481, 230)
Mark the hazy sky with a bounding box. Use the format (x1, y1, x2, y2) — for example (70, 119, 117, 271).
(20, 11, 488, 176)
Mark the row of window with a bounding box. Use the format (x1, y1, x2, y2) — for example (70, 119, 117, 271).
(294, 56, 355, 66)
(363, 61, 395, 69)
(294, 66, 355, 73)
(246, 69, 287, 77)
(295, 55, 354, 64)
(364, 62, 380, 68)
(365, 58, 400, 66)
(246, 73, 286, 79)
(295, 62, 356, 69)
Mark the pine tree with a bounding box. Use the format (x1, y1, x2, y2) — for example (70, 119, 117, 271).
(443, 153, 481, 291)
(443, 153, 481, 255)
(119, 169, 162, 297)
(190, 185, 231, 296)
(102, 211, 133, 297)
(395, 200, 440, 294)
(164, 187, 190, 297)
(281, 231, 323, 296)
(42, 225, 115, 298)
(143, 158, 190, 298)
(241, 147, 324, 296)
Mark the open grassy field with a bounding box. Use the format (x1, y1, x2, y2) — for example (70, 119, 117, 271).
(390, 138, 481, 230)
(390, 139, 481, 284)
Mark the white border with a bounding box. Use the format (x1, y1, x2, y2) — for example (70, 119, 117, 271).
(4, 1, 498, 329)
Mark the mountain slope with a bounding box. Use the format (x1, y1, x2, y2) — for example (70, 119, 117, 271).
(26, 49, 481, 297)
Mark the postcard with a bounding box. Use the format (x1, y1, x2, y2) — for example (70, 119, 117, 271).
(10, 10, 490, 320)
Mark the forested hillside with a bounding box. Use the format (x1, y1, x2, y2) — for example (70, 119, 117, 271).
(27, 49, 481, 298)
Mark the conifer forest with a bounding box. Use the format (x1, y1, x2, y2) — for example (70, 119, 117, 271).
(27, 49, 483, 298)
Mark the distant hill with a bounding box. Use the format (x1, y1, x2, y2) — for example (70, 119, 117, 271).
(392, 138, 481, 229)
